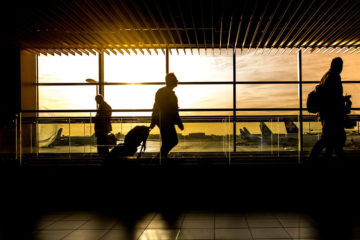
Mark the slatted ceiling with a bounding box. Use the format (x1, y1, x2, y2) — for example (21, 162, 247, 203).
(11, 0, 360, 56)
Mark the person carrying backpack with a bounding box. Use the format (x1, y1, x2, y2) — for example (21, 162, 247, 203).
(308, 57, 352, 164)
(150, 73, 184, 159)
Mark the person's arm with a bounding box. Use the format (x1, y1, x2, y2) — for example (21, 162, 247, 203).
(150, 93, 159, 129)
(174, 95, 184, 130)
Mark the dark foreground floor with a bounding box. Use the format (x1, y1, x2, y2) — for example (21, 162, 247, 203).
(1, 160, 360, 239)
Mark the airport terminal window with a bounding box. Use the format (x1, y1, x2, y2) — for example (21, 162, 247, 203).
(32, 49, 360, 155)
(104, 49, 165, 83)
(302, 52, 360, 82)
(105, 85, 233, 110)
(170, 49, 232, 82)
(38, 54, 99, 83)
(235, 49, 298, 82)
(38, 86, 97, 110)
(236, 84, 298, 109)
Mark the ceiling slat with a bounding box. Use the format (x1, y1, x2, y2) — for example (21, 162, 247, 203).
(9, 0, 360, 54)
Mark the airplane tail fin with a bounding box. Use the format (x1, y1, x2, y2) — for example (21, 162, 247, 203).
(240, 127, 251, 139)
(285, 121, 298, 134)
(260, 122, 272, 137)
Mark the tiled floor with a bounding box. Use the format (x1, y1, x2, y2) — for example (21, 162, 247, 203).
(32, 211, 323, 240)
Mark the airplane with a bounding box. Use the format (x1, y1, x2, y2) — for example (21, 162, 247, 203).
(38, 128, 63, 148)
(237, 121, 319, 148)
(237, 123, 281, 146)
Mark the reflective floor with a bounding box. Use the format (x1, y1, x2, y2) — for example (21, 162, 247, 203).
(32, 211, 325, 240)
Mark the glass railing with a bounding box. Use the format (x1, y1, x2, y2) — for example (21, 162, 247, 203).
(16, 111, 360, 165)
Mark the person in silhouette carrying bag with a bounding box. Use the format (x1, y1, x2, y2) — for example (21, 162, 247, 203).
(94, 94, 112, 155)
(150, 73, 184, 159)
(308, 57, 352, 164)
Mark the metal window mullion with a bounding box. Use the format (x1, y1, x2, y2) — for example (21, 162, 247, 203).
(233, 48, 236, 154)
(297, 49, 303, 164)
(166, 48, 169, 74)
(99, 53, 104, 96)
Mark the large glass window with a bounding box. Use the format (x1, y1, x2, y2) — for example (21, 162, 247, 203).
(31, 49, 360, 156)
(236, 49, 298, 82)
(170, 49, 232, 82)
(104, 49, 165, 83)
(38, 86, 97, 110)
(236, 84, 298, 109)
(38, 54, 99, 83)
(302, 52, 360, 82)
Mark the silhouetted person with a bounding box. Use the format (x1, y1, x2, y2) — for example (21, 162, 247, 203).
(94, 94, 112, 155)
(308, 57, 351, 164)
(150, 73, 184, 159)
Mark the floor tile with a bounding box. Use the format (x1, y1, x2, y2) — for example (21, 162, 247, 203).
(45, 220, 85, 230)
(178, 229, 214, 240)
(278, 218, 315, 228)
(37, 212, 70, 221)
(286, 227, 320, 239)
(215, 213, 246, 219)
(138, 229, 180, 240)
(33, 230, 72, 240)
(147, 219, 182, 229)
(215, 228, 252, 239)
(111, 221, 128, 230)
(101, 229, 143, 240)
(246, 213, 276, 220)
(79, 218, 116, 229)
(62, 229, 107, 240)
(184, 212, 214, 220)
(182, 219, 214, 228)
(35, 220, 56, 230)
(247, 219, 282, 228)
(215, 218, 248, 228)
(62, 212, 96, 221)
(251, 227, 291, 239)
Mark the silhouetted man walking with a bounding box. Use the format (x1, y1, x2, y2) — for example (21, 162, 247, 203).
(150, 73, 184, 159)
(94, 94, 112, 155)
(308, 57, 351, 164)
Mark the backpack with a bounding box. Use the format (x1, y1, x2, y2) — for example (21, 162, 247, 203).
(307, 85, 323, 113)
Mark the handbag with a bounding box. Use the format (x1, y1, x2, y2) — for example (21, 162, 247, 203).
(106, 133, 117, 145)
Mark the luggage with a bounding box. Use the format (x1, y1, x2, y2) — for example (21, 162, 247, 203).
(105, 126, 150, 164)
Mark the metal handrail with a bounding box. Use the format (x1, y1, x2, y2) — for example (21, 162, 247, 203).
(35, 80, 360, 85)
(21, 108, 360, 113)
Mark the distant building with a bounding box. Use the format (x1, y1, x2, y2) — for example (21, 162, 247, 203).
(188, 133, 206, 138)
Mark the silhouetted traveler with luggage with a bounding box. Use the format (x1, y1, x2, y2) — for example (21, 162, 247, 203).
(308, 57, 352, 164)
(94, 94, 112, 155)
(150, 73, 184, 159)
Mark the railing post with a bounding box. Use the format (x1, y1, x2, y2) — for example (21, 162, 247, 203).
(297, 49, 304, 164)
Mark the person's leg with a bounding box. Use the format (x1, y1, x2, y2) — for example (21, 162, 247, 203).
(334, 128, 346, 163)
(160, 125, 178, 158)
(96, 134, 109, 155)
(308, 138, 326, 162)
